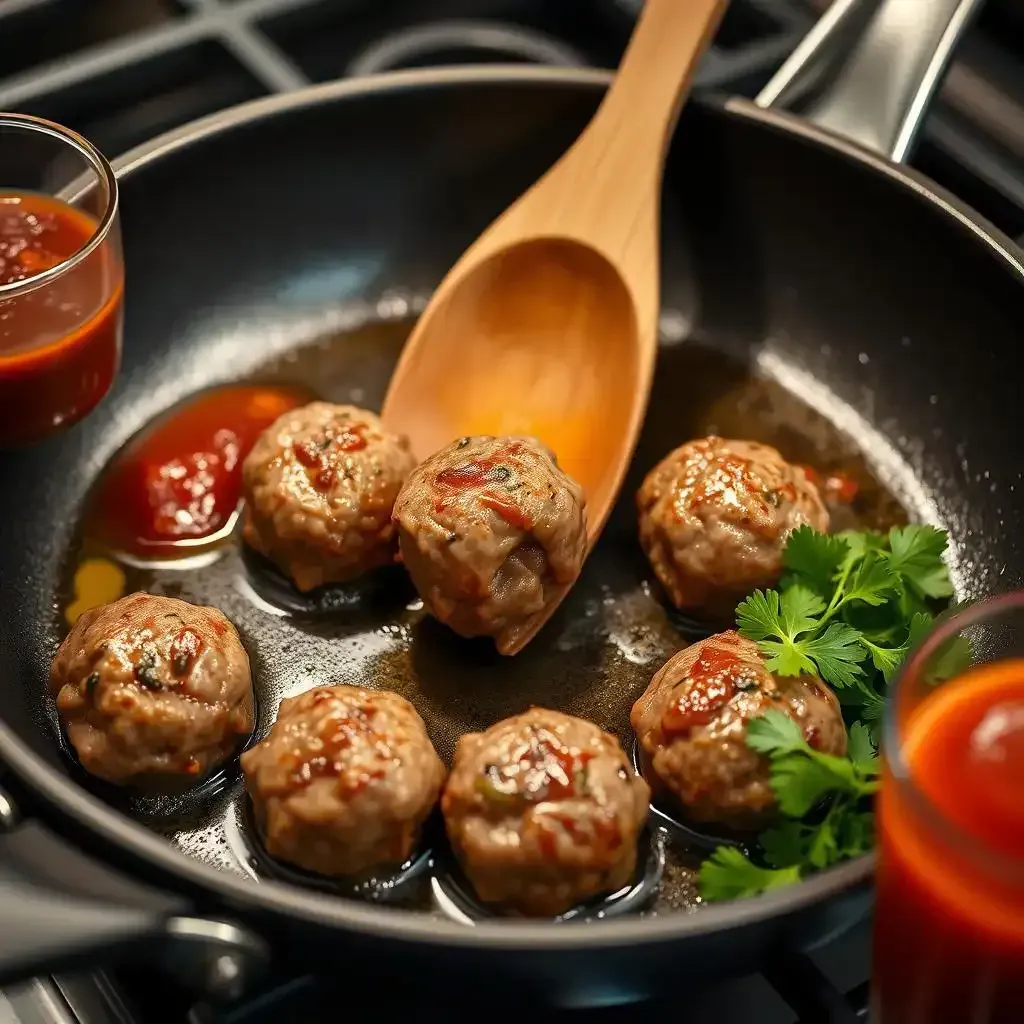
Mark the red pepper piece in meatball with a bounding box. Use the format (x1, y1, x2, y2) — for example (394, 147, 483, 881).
(636, 437, 829, 619)
(242, 402, 417, 591)
(392, 436, 587, 655)
(630, 631, 846, 829)
(50, 593, 254, 785)
(442, 708, 650, 916)
(241, 685, 446, 878)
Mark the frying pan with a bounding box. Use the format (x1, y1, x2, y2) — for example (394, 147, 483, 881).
(0, 0, 1020, 1007)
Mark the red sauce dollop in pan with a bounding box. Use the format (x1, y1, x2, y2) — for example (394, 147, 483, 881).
(87, 385, 308, 558)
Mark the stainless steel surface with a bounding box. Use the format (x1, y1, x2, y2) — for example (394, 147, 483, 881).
(759, 0, 983, 161)
(346, 21, 587, 75)
(755, 0, 874, 110)
(0, 979, 75, 1024)
(163, 919, 269, 1004)
(0, 788, 19, 833)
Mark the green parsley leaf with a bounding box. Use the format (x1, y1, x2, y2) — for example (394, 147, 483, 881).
(807, 819, 840, 869)
(833, 806, 875, 858)
(925, 633, 974, 684)
(781, 584, 826, 633)
(759, 821, 808, 868)
(746, 709, 806, 756)
(847, 722, 877, 765)
(887, 525, 953, 600)
(854, 684, 885, 722)
(771, 751, 869, 816)
(800, 622, 867, 687)
(736, 589, 783, 642)
(737, 590, 818, 676)
(908, 610, 934, 647)
(783, 526, 849, 593)
(838, 528, 886, 564)
(841, 553, 899, 608)
(862, 638, 906, 682)
(699, 847, 801, 901)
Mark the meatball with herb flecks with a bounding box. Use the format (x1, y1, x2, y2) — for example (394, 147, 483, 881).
(631, 631, 846, 829)
(241, 685, 445, 878)
(442, 707, 650, 916)
(393, 436, 587, 655)
(637, 437, 828, 619)
(242, 402, 416, 591)
(50, 593, 254, 785)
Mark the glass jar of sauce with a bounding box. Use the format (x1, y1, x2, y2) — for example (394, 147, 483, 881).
(874, 592, 1024, 1023)
(0, 114, 123, 447)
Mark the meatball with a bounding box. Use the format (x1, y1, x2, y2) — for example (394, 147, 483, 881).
(241, 685, 445, 877)
(50, 593, 254, 785)
(442, 708, 650, 916)
(630, 631, 846, 828)
(636, 437, 828, 618)
(393, 436, 587, 655)
(242, 402, 417, 591)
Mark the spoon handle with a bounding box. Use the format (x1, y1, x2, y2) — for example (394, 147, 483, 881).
(535, 0, 729, 273)
(586, 0, 729, 165)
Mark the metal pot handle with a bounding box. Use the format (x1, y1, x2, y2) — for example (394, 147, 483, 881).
(755, 0, 983, 164)
(0, 785, 267, 1000)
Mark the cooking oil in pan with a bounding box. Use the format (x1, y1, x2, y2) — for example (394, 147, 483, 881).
(54, 312, 908, 919)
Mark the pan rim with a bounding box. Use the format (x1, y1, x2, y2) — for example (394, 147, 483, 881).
(2, 61, 1017, 949)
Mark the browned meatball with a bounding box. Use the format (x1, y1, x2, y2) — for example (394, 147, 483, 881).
(50, 594, 254, 785)
(442, 708, 650, 916)
(636, 437, 828, 619)
(630, 631, 846, 829)
(242, 402, 417, 591)
(392, 436, 587, 655)
(241, 685, 445, 877)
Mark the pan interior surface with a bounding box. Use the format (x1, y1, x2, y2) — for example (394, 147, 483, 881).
(1, 73, 1022, 935)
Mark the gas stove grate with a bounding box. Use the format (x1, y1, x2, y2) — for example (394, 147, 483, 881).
(0, 0, 806, 158)
(4, 0, 1024, 239)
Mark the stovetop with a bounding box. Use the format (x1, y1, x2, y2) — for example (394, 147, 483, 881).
(2, 0, 1023, 1020)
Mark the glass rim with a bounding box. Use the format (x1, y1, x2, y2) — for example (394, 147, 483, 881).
(0, 112, 119, 299)
(886, 590, 1024, 882)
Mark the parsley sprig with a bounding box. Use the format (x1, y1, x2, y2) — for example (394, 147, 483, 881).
(698, 523, 962, 902)
(736, 524, 963, 736)
(699, 712, 878, 900)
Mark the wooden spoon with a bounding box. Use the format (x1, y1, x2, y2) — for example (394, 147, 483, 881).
(382, 0, 729, 648)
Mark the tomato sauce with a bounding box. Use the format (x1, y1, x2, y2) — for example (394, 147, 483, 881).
(0, 192, 123, 445)
(799, 465, 860, 504)
(86, 384, 307, 559)
(661, 645, 761, 737)
(434, 445, 535, 530)
(874, 660, 1024, 1023)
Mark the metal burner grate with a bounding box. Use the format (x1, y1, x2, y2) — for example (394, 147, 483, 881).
(5, 0, 1024, 238)
(0, 0, 809, 157)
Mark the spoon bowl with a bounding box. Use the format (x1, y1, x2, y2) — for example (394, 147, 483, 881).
(383, 0, 730, 650)
(387, 237, 637, 534)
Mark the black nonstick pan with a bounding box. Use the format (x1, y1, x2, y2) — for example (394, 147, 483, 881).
(0, 0, 1020, 1007)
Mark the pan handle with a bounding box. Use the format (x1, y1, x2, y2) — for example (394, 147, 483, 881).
(0, 786, 267, 999)
(755, 0, 983, 164)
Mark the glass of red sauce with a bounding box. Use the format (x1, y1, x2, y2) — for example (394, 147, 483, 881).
(874, 591, 1024, 1023)
(0, 113, 123, 446)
